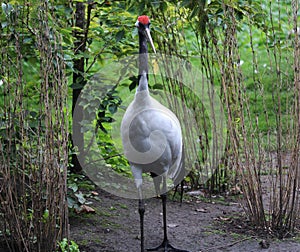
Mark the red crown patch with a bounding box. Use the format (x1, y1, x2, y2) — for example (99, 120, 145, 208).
(138, 15, 150, 25)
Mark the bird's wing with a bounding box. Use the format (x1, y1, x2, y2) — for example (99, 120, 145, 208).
(149, 97, 183, 181)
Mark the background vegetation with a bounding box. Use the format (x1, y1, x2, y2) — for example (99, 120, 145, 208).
(0, 0, 299, 251)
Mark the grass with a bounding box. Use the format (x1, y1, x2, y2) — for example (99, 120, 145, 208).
(115, 203, 128, 209)
(78, 239, 90, 247)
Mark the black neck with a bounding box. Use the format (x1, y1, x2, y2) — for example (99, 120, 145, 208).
(138, 30, 148, 89)
(139, 30, 148, 53)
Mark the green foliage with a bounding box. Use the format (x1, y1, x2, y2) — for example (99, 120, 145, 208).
(78, 77, 131, 177)
(58, 238, 80, 252)
(67, 172, 95, 211)
(97, 89, 122, 133)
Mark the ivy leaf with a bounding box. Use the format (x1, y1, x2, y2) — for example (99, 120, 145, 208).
(108, 103, 118, 114)
(116, 29, 125, 42)
(67, 197, 77, 209)
(69, 183, 78, 192)
(75, 192, 86, 205)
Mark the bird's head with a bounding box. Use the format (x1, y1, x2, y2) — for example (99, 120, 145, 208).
(135, 15, 156, 53)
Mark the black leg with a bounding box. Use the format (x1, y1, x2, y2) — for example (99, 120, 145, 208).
(139, 198, 145, 252)
(162, 193, 168, 243)
(147, 192, 190, 252)
(172, 181, 184, 205)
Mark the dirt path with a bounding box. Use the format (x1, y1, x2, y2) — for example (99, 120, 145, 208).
(70, 189, 300, 252)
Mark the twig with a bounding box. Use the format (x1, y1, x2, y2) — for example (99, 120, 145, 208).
(203, 236, 256, 252)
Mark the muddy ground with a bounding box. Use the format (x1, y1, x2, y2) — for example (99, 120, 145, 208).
(70, 188, 300, 252)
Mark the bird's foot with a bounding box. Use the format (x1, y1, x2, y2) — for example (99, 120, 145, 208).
(146, 239, 189, 252)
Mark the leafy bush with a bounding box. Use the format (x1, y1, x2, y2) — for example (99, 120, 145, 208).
(58, 238, 80, 252)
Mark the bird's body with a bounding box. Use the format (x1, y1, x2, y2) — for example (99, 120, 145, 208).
(121, 74, 183, 190)
(120, 15, 188, 252)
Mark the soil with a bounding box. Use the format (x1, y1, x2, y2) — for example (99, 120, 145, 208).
(70, 188, 300, 252)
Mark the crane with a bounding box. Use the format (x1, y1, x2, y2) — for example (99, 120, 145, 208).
(121, 15, 189, 252)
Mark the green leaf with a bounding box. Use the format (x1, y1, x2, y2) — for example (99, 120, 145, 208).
(129, 80, 137, 92)
(68, 183, 78, 192)
(1, 3, 14, 17)
(1, 22, 8, 29)
(152, 84, 163, 90)
(42, 209, 49, 222)
(67, 196, 77, 208)
(30, 111, 37, 118)
(116, 29, 125, 42)
(75, 192, 86, 204)
(160, 2, 168, 12)
(108, 103, 118, 114)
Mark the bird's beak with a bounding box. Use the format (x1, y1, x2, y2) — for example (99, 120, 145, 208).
(145, 27, 156, 54)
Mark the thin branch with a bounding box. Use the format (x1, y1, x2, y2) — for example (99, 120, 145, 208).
(204, 236, 256, 252)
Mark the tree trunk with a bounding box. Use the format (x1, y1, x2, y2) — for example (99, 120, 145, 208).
(71, 2, 86, 173)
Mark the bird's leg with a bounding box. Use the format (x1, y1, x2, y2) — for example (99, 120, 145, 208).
(139, 198, 145, 252)
(161, 177, 168, 245)
(162, 192, 168, 245)
(147, 178, 190, 252)
(138, 187, 145, 252)
(172, 180, 184, 205)
(151, 172, 162, 197)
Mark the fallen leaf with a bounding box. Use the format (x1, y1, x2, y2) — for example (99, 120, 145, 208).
(230, 185, 243, 195)
(76, 205, 96, 214)
(91, 191, 99, 196)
